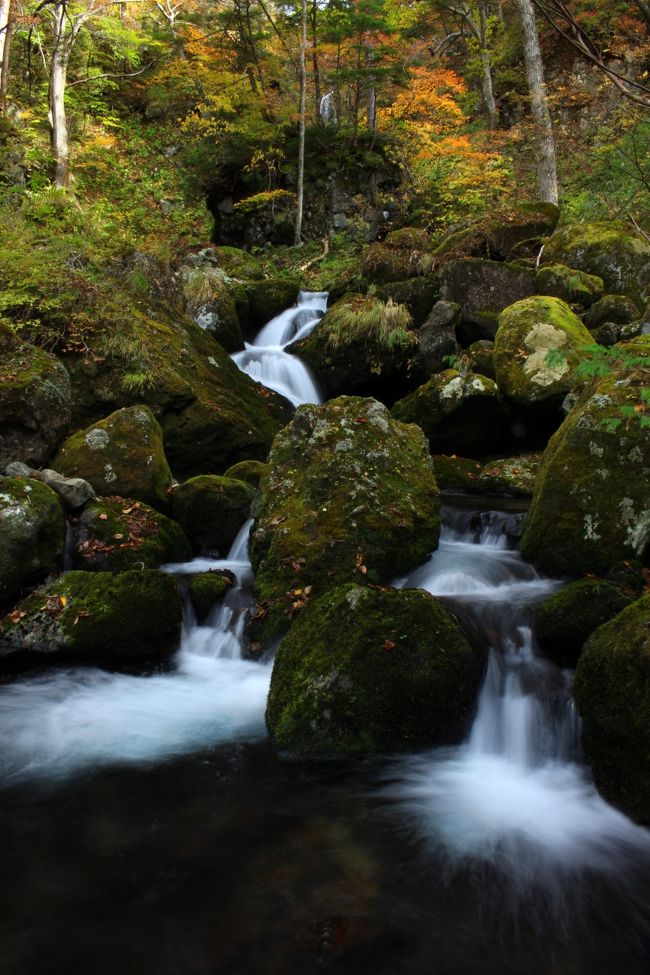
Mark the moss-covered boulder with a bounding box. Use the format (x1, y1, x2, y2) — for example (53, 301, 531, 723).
(493, 296, 593, 409)
(584, 294, 641, 329)
(187, 570, 233, 623)
(54, 406, 172, 510)
(440, 259, 535, 341)
(431, 202, 559, 264)
(432, 455, 482, 492)
(413, 301, 460, 379)
(249, 397, 440, 645)
(295, 294, 416, 399)
(591, 320, 643, 348)
(464, 340, 495, 379)
(535, 264, 604, 307)
(520, 348, 650, 576)
(245, 277, 300, 334)
(266, 583, 482, 758)
(478, 454, 540, 497)
(71, 496, 191, 571)
(0, 569, 183, 664)
(573, 595, 650, 820)
(542, 224, 650, 308)
(171, 475, 255, 554)
(391, 369, 509, 457)
(0, 478, 66, 604)
(0, 320, 71, 469)
(222, 459, 268, 488)
(179, 263, 243, 353)
(214, 246, 264, 280)
(534, 579, 634, 666)
(372, 277, 438, 328)
(361, 227, 429, 284)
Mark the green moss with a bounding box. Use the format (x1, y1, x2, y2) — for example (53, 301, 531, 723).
(535, 264, 604, 307)
(478, 454, 540, 497)
(494, 296, 594, 407)
(372, 277, 438, 328)
(432, 455, 482, 493)
(171, 475, 255, 554)
(266, 584, 482, 757)
(534, 578, 633, 666)
(0, 569, 183, 662)
(0, 478, 66, 604)
(585, 294, 641, 329)
(179, 266, 243, 352)
(574, 594, 650, 821)
(72, 496, 191, 571)
(465, 340, 495, 379)
(362, 230, 428, 284)
(214, 246, 264, 280)
(188, 571, 233, 622)
(222, 460, 268, 487)
(391, 369, 508, 457)
(249, 397, 440, 647)
(245, 276, 300, 332)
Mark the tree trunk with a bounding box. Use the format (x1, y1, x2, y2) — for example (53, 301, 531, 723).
(310, 0, 320, 123)
(636, 2, 650, 30)
(0, 0, 13, 112)
(50, 4, 70, 188)
(294, 0, 307, 245)
(478, 1, 498, 129)
(516, 0, 558, 204)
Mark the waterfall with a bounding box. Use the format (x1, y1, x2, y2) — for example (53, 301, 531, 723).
(0, 522, 270, 784)
(319, 90, 336, 124)
(388, 505, 650, 885)
(232, 290, 325, 407)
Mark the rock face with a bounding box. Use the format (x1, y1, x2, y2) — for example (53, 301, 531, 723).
(391, 369, 509, 457)
(0, 478, 67, 604)
(266, 584, 482, 757)
(440, 259, 535, 339)
(249, 397, 440, 645)
(413, 301, 460, 378)
(171, 475, 255, 554)
(534, 579, 633, 666)
(295, 294, 416, 399)
(54, 406, 173, 510)
(0, 569, 183, 663)
(71, 496, 192, 571)
(573, 595, 650, 821)
(542, 224, 650, 308)
(0, 321, 71, 469)
(520, 350, 650, 576)
(493, 296, 593, 409)
(535, 264, 604, 307)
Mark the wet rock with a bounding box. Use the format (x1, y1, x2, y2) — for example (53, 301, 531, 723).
(178, 263, 243, 352)
(440, 259, 535, 340)
(266, 583, 482, 757)
(534, 579, 634, 666)
(478, 454, 540, 497)
(70, 496, 191, 571)
(0, 478, 67, 605)
(535, 264, 604, 307)
(171, 475, 255, 554)
(222, 460, 268, 488)
(493, 296, 593, 410)
(0, 569, 183, 664)
(431, 455, 482, 493)
(574, 594, 650, 821)
(391, 369, 509, 457)
(246, 277, 300, 333)
(54, 406, 173, 511)
(187, 570, 234, 622)
(0, 320, 71, 469)
(249, 396, 440, 646)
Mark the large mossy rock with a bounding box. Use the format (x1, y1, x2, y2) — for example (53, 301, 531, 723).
(266, 583, 482, 758)
(0, 569, 183, 664)
(222, 459, 268, 487)
(245, 276, 300, 334)
(71, 496, 191, 571)
(520, 345, 650, 576)
(249, 397, 440, 645)
(0, 320, 71, 469)
(542, 224, 650, 308)
(361, 227, 429, 284)
(493, 296, 593, 409)
(534, 579, 634, 666)
(391, 369, 509, 457)
(432, 202, 559, 263)
(431, 455, 482, 492)
(573, 595, 650, 821)
(187, 570, 233, 623)
(584, 294, 641, 329)
(478, 454, 540, 497)
(440, 258, 535, 340)
(0, 478, 66, 604)
(413, 301, 460, 379)
(535, 264, 604, 308)
(178, 261, 243, 353)
(295, 294, 416, 399)
(171, 475, 255, 554)
(54, 406, 172, 510)
(373, 277, 438, 328)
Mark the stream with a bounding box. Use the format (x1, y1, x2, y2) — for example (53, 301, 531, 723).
(0, 296, 649, 973)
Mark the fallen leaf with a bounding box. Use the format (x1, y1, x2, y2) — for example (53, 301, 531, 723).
(383, 640, 396, 650)
(98, 513, 108, 521)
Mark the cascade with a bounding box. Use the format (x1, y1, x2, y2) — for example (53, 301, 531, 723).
(319, 90, 336, 124)
(232, 290, 325, 407)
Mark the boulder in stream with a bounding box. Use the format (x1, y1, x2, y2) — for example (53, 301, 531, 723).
(266, 583, 482, 758)
(171, 475, 255, 554)
(0, 478, 67, 605)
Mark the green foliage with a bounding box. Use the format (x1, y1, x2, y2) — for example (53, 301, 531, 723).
(324, 296, 415, 353)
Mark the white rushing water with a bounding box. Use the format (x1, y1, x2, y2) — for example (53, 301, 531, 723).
(389, 507, 650, 885)
(232, 290, 326, 406)
(0, 521, 271, 785)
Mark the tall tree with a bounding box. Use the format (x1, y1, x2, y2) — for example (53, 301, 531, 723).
(0, 0, 13, 111)
(516, 0, 558, 204)
(294, 0, 307, 244)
